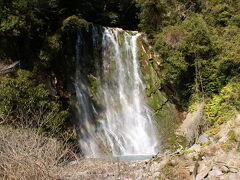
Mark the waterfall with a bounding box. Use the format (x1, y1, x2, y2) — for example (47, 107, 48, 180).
(75, 26, 158, 158)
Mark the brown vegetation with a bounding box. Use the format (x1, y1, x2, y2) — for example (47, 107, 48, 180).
(0, 127, 75, 180)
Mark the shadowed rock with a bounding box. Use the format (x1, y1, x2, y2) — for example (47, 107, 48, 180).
(0, 61, 20, 75)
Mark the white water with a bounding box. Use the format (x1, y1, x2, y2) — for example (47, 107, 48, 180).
(75, 27, 158, 158)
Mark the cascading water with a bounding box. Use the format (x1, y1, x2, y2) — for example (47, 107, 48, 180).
(75, 26, 158, 158)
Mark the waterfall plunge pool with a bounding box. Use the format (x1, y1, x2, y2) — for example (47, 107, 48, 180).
(87, 154, 158, 162)
(112, 154, 155, 161)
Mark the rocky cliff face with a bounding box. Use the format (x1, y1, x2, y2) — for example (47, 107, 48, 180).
(138, 35, 180, 150)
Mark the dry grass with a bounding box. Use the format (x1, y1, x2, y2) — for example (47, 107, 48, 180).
(0, 126, 74, 180)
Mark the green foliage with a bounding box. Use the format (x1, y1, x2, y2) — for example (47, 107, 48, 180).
(216, 26, 240, 82)
(211, 3, 233, 26)
(147, 0, 240, 109)
(0, 0, 62, 69)
(135, 0, 203, 34)
(154, 25, 187, 84)
(136, 0, 167, 34)
(136, 0, 240, 108)
(228, 130, 237, 142)
(0, 0, 139, 71)
(0, 0, 58, 35)
(39, 33, 62, 68)
(231, 14, 240, 27)
(62, 16, 89, 34)
(87, 74, 100, 94)
(204, 80, 240, 130)
(202, 0, 240, 27)
(0, 70, 68, 136)
(154, 15, 220, 105)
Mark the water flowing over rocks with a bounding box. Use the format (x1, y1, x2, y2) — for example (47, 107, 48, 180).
(74, 26, 158, 157)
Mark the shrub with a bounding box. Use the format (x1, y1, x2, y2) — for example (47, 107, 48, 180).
(0, 126, 72, 180)
(231, 14, 240, 27)
(212, 4, 233, 26)
(0, 70, 68, 135)
(204, 79, 240, 130)
(62, 16, 89, 34)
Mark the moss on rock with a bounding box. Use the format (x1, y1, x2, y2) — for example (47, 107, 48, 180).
(138, 35, 180, 150)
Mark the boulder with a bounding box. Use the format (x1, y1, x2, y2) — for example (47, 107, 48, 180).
(176, 103, 205, 143)
(208, 169, 223, 177)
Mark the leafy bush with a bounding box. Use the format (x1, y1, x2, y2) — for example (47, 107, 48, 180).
(231, 14, 240, 27)
(204, 79, 240, 131)
(62, 16, 89, 34)
(0, 70, 68, 135)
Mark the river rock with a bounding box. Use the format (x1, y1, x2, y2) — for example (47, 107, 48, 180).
(229, 167, 238, 173)
(189, 144, 201, 152)
(218, 136, 228, 143)
(150, 162, 160, 172)
(198, 135, 209, 144)
(208, 169, 223, 177)
(229, 173, 240, 180)
(196, 165, 212, 180)
(153, 172, 160, 178)
(196, 169, 210, 180)
(220, 165, 229, 173)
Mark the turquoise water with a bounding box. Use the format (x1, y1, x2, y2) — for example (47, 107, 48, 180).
(91, 154, 154, 162)
(112, 155, 154, 161)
